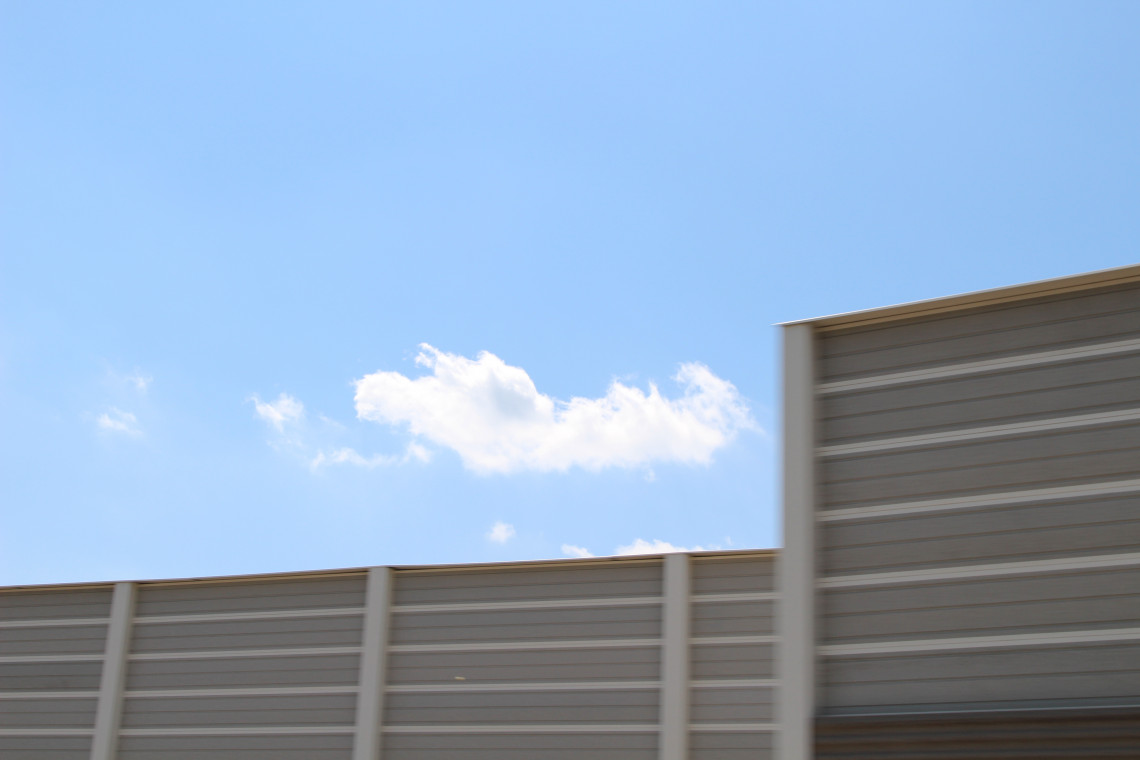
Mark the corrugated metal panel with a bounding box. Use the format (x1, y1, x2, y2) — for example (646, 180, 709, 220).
(389, 604, 661, 645)
(814, 280, 1140, 717)
(384, 689, 658, 724)
(0, 623, 107, 657)
(816, 706, 1140, 759)
(821, 353, 1140, 445)
(117, 733, 354, 760)
(1, 552, 781, 757)
(384, 560, 666, 758)
(387, 642, 662, 685)
(0, 587, 109, 756)
(381, 731, 658, 760)
(0, 735, 92, 760)
(689, 554, 776, 760)
(124, 652, 361, 690)
(691, 642, 773, 680)
(393, 560, 662, 605)
(131, 614, 365, 653)
(823, 641, 1140, 710)
(133, 574, 366, 616)
(0, 660, 103, 691)
(690, 730, 774, 760)
(119, 693, 356, 727)
(0, 587, 112, 621)
(819, 284, 1140, 381)
(115, 574, 367, 758)
(822, 494, 1140, 574)
(821, 424, 1140, 509)
(0, 697, 98, 727)
(823, 567, 1140, 642)
(691, 555, 776, 595)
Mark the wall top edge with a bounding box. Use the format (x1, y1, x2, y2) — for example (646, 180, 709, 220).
(0, 548, 778, 594)
(777, 262, 1140, 331)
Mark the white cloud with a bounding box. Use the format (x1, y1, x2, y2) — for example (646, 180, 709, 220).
(251, 390, 430, 473)
(310, 442, 432, 471)
(251, 393, 304, 432)
(561, 537, 728, 558)
(616, 538, 704, 555)
(97, 408, 142, 436)
(353, 344, 756, 474)
(127, 372, 152, 393)
(486, 521, 516, 544)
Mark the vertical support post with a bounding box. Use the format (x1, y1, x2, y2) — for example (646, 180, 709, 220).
(779, 324, 817, 760)
(659, 552, 691, 760)
(90, 581, 136, 760)
(353, 566, 393, 760)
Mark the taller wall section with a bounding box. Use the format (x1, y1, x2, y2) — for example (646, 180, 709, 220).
(780, 265, 1140, 759)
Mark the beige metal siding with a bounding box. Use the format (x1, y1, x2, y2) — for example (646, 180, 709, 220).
(117, 733, 355, 759)
(819, 283, 1140, 381)
(815, 281, 1140, 714)
(2, 551, 779, 758)
(119, 573, 366, 760)
(0, 586, 111, 758)
(0, 735, 92, 760)
(688, 554, 777, 760)
(380, 732, 658, 760)
(383, 559, 663, 760)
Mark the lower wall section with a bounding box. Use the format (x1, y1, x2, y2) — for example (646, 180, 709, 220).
(815, 706, 1140, 759)
(0, 551, 779, 759)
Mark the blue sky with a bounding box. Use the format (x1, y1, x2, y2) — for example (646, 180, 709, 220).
(2, 2, 1138, 585)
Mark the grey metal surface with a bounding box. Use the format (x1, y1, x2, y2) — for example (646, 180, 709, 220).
(823, 567, 1140, 641)
(117, 734, 354, 760)
(0, 735, 92, 759)
(124, 652, 362, 690)
(822, 494, 1140, 574)
(133, 574, 366, 616)
(0, 552, 778, 758)
(393, 561, 663, 605)
(816, 281, 1140, 714)
(0, 697, 97, 727)
(120, 693, 357, 727)
(821, 423, 1140, 509)
(0, 587, 112, 621)
(819, 284, 1140, 381)
(380, 731, 658, 760)
(822, 641, 1140, 708)
(821, 353, 1140, 444)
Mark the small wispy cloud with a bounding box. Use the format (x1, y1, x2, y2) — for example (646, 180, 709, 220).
(486, 521, 517, 544)
(616, 538, 704, 555)
(310, 442, 432, 471)
(251, 391, 431, 472)
(97, 408, 142, 436)
(561, 537, 724, 558)
(127, 372, 153, 393)
(250, 393, 305, 433)
(353, 344, 756, 475)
